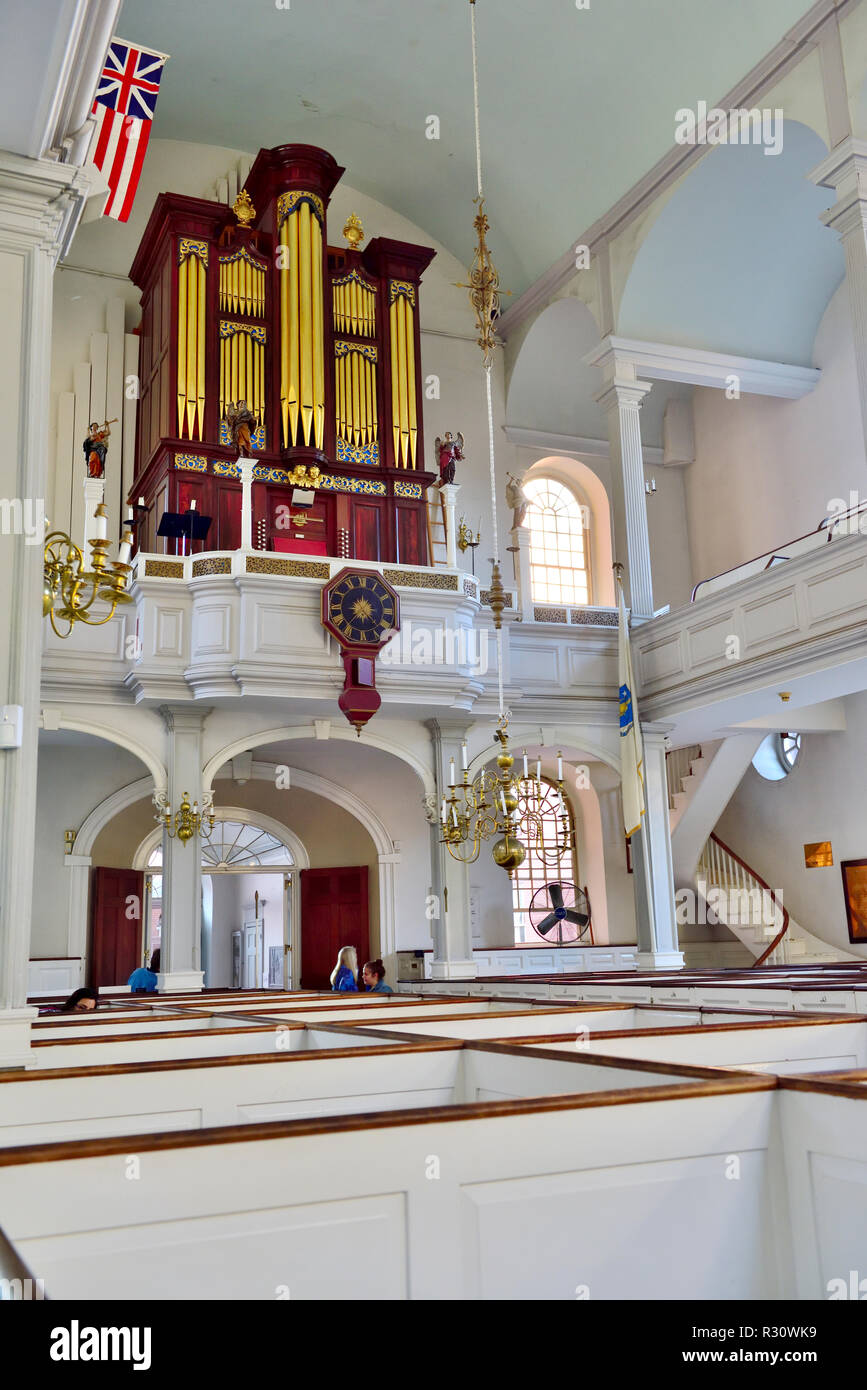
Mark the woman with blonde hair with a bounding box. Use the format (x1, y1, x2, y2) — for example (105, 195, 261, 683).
(330, 945, 359, 993)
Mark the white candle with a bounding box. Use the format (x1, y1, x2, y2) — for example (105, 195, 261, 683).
(536, 757, 542, 781)
(137, 496, 145, 507)
(522, 750, 528, 778)
(557, 752, 563, 780)
(93, 510, 107, 540)
(125, 506, 134, 523)
(117, 539, 132, 566)
(500, 790, 507, 815)
(461, 741, 468, 771)
(190, 499, 197, 511)
(441, 799, 447, 824)
(451, 805, 458, 827)
(449, 757, 455, 786)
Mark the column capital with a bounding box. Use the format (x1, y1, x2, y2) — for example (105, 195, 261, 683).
(0, 152, 104, 263)
(159, 705, 213, 734)
(594, 376, 653, 415)
(808, 136, 867, 196)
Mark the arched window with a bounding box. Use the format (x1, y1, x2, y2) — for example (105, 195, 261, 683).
(524, 477, 591, 606)
(511, 780, 580, 944)
(147, 818, 294, 868)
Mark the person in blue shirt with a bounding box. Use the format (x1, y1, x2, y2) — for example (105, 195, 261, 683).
(330, 946, 359, 993)
(128, 948, 160, 994)
(362, 959, 393, 995)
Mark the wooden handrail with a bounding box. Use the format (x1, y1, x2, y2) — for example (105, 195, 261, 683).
(707, 831, 789, 967)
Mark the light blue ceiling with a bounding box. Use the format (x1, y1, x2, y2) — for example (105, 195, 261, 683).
(618, 122, 844, 363)
(506, 298, 692, 447)
(118, 0, 817, 297)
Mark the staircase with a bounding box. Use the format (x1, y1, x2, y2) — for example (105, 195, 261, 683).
(667, 748, 860, 966)
(426, 486, 448, 567)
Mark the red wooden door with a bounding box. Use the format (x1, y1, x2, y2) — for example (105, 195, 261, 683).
(90, 868, 145, 991)
(300, 866, 369, 990)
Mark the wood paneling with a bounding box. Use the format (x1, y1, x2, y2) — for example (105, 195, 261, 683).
(90, 869, 144, 991)
(300, 866, 369, 990)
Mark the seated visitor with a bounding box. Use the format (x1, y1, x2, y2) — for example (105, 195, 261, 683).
(330, 946, 359, 993)
(50, 987, 99, 1015)
(362, 959, 393, 994)
(128, 948, 161, 994)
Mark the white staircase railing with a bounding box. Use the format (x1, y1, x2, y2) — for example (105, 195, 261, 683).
(697, 832, 792, 966)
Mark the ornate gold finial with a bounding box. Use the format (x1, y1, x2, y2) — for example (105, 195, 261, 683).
(342, 213, 364, 250)
(233, 189, 256, 226)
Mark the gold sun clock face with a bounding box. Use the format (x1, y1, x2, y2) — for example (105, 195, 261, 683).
(321, 570, 399, 648)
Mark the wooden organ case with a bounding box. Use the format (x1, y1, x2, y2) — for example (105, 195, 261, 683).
(129, 144, 436, 563)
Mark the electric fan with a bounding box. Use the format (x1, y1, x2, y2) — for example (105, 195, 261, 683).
(528, 882, 591, 945)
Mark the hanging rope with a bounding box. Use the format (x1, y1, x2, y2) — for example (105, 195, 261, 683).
(470, 1, 505, 719)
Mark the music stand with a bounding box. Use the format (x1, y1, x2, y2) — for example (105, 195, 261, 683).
(157, 511, 213, 556)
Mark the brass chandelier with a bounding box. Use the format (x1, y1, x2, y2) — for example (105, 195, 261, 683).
(154, 790, 216, 847)
(43, 504, 134, 637)
(441, 714, 575, 873)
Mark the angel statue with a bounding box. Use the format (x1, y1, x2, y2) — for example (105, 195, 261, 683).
(434, 430, 464, 486)
(505, 471, 529, 528)
(82, 419, 116, 479)
(224, 400, 258, 458)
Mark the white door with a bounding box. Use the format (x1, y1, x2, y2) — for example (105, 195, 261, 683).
(242, 919, 261, 989)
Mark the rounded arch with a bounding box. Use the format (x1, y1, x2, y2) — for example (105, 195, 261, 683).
(506, 297, 606, 441)
(40, 716, 166, 793)
(520, 456, 614, 606)
(131, 806, 311, 871)
(76, 775, 155, 857)
(618, 120, 841, 361)
(203, 725, 435, 802)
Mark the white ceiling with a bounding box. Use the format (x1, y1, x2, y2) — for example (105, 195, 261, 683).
(117, 0, 817, 296)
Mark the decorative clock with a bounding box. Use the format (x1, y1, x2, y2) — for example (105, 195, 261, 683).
(321, 568, 400, 733)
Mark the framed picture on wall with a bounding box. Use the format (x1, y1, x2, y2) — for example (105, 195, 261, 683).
(840, 859, 867, 942)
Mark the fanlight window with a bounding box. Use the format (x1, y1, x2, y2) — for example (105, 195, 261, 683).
(148, 819, 293, 867)
(524, 477, 590, 606)
(511, 780, 578, 944)
(751, 732, 801, 782)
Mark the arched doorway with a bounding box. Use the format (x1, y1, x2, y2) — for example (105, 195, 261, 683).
(135, 811, 308, 989)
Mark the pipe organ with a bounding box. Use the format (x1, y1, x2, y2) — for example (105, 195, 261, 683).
(130, 144, 435, 563)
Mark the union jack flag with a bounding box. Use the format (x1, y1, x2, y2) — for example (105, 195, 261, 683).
(88, 39, 169, 223)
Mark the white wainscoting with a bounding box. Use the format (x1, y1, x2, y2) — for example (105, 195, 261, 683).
(0, 1086, 787, 1300)
(27, 958, 81, 998)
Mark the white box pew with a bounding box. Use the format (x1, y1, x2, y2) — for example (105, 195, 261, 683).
(0, 1041, 470, 1146)
(0, 1042, 717, 1148)
(0, 1073, 780, 1300)
(513, 1019, 867, 1073)
(31, 1012, 251, 1039)
(777, 1076, 867, 1298)
(229, 1000, 553, 1026)
(333, 1006, 707, 1040)
(189, 995, 519, 1018)
(28, 1020, 302, 1069)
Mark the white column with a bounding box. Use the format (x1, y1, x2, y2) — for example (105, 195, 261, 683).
(510, 523, 533, 622)
(83, 475, 104, 551)
(158, 706, 211, 992)
(238, 457, 255, 551)
(631, 723, 684, 971)
(377, 848, 400, 987)
(0, 153, 97, 1066)
(426, 719, 477, 979)
(596, 369, 654, 619)
(439, 483, 461, 568)
(809, 139, 867, 456)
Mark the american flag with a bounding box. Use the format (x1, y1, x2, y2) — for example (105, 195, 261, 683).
(88, 39, 169, 223)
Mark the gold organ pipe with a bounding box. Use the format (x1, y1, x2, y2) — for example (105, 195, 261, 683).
(364, 357, 371, 445)
(186, 253, 198, 437)
(196, 258, 206, 439)
(288, 212, 300, 445)
(405, 296, 417, 467)
(396, 292, 408, 466)
(371, 357, 378, 441)
(390, 299, 400, 464)
(246, 332, 253, 410)
(299, 203, 313, 445)
(219, 335, 225, 421)
(253, 338, 259, 430)
(177, 256, 188, 435)
(312, 217, 325, 450)
(279, 226, 289, 445)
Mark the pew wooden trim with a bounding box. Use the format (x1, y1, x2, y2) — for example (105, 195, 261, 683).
(488, 1016, 859, 1045)
(0, 1071, 776, 1167)
(31, 1022, 288, 1048)
(780, 1072, 867, 1098)
(467, 1039, 774, 1082)
(0, 1037, 465, 1084)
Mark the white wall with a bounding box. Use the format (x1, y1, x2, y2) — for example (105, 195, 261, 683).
(716, 692, 867, 959)
(686, 283, 864, 586)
